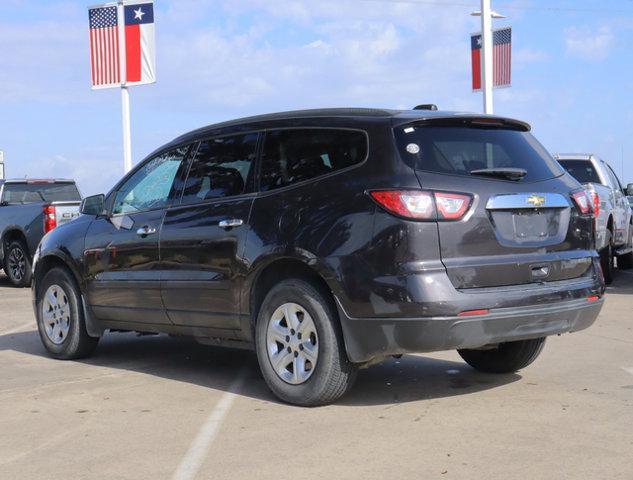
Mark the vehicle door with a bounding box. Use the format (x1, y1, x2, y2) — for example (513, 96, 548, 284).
(604, 162, 629, 245)
(160, 133, 259, 330)
(84, 145, 191, 324)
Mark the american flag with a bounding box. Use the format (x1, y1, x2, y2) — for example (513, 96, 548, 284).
(89, 6, 120, 88)
(471, 27, 512, 91)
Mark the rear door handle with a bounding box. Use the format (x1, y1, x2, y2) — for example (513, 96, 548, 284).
(218, 218, 243, 229)
(136, 225, 157, 236)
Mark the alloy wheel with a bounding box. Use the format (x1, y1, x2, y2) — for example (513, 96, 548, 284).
(7, 247, 26, 282)
(42, 284, 71, 345)
(266, 302, 319, 385)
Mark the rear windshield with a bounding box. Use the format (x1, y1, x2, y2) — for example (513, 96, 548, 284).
(1, 183, 81, 204)
(558, 160, 601, 185)
(394, 125, 564, 182)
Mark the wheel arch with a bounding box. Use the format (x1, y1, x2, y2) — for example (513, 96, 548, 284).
(1, 226, 29, 260)
(33, 252, 103, 338)
(247, 257, 335, 323)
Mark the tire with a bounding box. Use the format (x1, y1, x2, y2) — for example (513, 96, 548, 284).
(255, 279, 357, 407)
(35, 267, 99, 360)
(618, 251, 633, 270)
(618, 227, 633, 269)
(4, 239, 32, 287)
(458, 337, 546, 374)
(600, 232, 614, 285)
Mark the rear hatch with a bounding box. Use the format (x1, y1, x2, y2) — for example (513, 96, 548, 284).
(394, 117, 595, 289)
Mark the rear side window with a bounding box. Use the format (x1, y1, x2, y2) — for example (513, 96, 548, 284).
(180, 133, 258, 204)
(260, 129, 367, 191)
(558, 160, 602, 185)
(1, 183, 80, 204)
(395, 126, 564, 182)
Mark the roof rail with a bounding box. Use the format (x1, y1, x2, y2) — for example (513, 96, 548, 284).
(413, 104, 438, 111)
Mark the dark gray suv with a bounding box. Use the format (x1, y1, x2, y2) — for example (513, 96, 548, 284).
(32, 108, 604, 406)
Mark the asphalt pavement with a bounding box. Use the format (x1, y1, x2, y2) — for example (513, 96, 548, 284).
(1, 272, 632, 479)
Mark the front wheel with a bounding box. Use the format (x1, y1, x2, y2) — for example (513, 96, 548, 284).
(255, 279, 357, 407)
(458, 338, 546, 373)
(35, 267, 99, 359)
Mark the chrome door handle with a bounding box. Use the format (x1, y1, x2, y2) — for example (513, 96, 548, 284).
(136, 225, 157, 236)
(218, 218, 243, 229)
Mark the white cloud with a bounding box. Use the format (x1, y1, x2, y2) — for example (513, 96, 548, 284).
(565, 26, 614, 61)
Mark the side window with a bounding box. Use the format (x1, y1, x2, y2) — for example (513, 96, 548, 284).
(112, 146, 189, 215)
(606, 164, 623, 190)
(260, 129, 368, 191)
(180, 133, 258, 205)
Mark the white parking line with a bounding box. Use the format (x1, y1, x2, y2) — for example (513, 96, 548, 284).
(622, 367, 633, 376)
(1, 321, 35, 336)
(172, 368, 248, 480)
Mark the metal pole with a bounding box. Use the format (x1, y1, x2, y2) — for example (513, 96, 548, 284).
(480, 0, 494, 114)
(118, 0, 132, 173)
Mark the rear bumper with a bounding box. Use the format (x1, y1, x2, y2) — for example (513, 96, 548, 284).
(337, 285, 604, 363)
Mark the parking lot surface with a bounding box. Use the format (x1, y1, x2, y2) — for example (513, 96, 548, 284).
(1, 273, 632, 479)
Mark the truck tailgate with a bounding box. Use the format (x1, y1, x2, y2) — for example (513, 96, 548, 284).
(52, 201, 81, 226)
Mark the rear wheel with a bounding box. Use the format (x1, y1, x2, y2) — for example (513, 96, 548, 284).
(618, 226, 633, 269)
(4, 240, 32, 287)
(35, 267, 99, 359)
(600, 232, 614, 285)
(458, 338, 546, 373)
(255, 279, 357, 406)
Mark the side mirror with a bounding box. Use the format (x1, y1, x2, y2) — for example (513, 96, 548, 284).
(626, 183, 633, 196)
(80, 194, 106, 216)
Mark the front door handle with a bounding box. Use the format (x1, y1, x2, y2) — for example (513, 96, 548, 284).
(136, 225, 157, 236)
(218, 218, 243, 229)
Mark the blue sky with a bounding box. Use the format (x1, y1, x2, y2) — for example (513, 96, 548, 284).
(1, 0, 633, 195)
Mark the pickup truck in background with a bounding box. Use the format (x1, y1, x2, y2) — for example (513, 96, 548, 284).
(555, 153, 633, 283)
(0, 179, 82, 287)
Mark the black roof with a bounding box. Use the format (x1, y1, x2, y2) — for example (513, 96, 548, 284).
(162, 108, 530, 154)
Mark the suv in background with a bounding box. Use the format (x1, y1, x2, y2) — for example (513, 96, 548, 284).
(32, 109, 604, 406)
(555, 154, 633, 283)
(0, 179, 82, 286)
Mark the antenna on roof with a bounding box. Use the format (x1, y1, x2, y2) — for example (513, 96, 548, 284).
(413, 104, 438, 111)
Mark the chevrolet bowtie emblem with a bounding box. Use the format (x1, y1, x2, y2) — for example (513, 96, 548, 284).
(526, 195, 546, 207)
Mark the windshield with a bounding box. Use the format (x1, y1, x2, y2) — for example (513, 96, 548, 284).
(558, 159, 602, 185)
(1, 183, 81, 204)
(394, 125, 564, 182)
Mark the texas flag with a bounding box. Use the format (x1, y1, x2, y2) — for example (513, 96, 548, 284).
(124, 2, 155, 86)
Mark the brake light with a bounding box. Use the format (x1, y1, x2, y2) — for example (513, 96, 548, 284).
(571, 190, 591, 214)
(43, 205, 57, 233)
(434, 192, 472, 220)
(587, 295, 600, 302)
(590, 191, 600, 216)
(369, 190, 472, 221)
(370, 190, 435, 219)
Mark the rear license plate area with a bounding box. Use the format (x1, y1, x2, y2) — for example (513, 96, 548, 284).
(513, 211, 549, 240)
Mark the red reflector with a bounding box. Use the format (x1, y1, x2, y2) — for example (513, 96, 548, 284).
(457, 309, 490, 317)
(587, 295, 600, 302)
(43, 205, 57, 233)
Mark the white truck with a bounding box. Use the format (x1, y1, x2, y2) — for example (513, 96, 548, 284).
(555, 153, 633, 283)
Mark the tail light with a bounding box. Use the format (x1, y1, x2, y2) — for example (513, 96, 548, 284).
(571, 190, 591, 215)
(43, 205, 57, 233)
(369, 190, 472, 221)
(589, 191, 600, 216)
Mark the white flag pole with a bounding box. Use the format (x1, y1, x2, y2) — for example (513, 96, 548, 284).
(117, 0, 132, 173)
(480, 0, 494, 114)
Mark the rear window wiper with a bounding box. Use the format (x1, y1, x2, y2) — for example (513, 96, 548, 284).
(469, 167, 527, 181)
